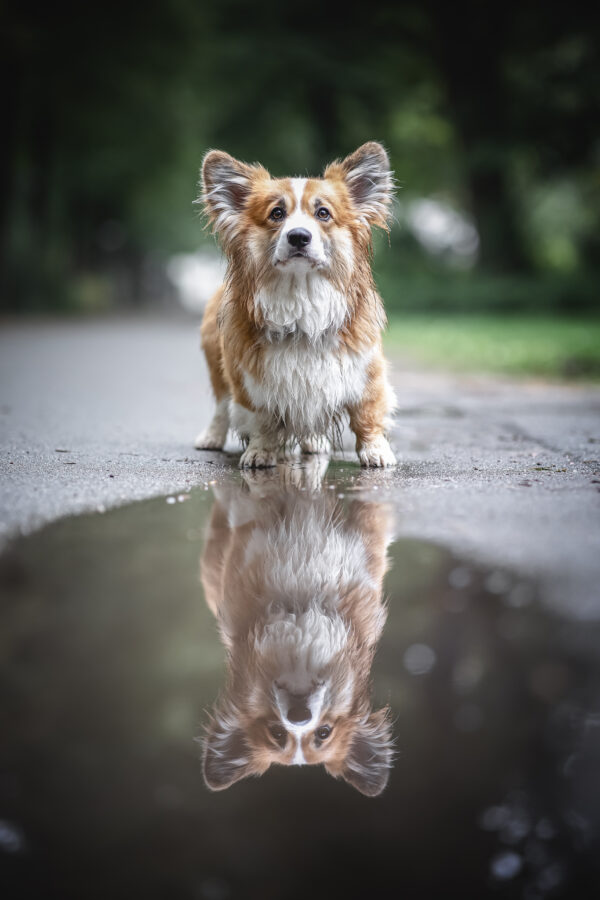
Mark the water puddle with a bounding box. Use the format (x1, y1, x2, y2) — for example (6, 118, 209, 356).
(1, 460, 598, 898)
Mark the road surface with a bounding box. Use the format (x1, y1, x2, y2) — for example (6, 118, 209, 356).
(1, 314, 599, 618)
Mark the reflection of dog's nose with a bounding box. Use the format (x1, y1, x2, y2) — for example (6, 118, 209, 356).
(287, 704, 311, 725)
(287, 228, 312, 248)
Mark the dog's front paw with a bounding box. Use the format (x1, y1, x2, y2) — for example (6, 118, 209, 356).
(240, 440, 279, 469)
(195, 427, 226, 451)
(358, 436, 397, 468)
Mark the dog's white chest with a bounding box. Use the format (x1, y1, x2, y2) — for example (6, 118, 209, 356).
(244, 339, 373, 437)
(255, 271, 347, 339)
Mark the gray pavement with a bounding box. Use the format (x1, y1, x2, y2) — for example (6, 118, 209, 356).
(1, 315, 599, 618)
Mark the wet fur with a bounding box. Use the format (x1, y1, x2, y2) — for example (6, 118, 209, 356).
(195, 142, 397, 468)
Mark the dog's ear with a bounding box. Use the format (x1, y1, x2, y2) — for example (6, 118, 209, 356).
(324, 142, 393, 229)
(339, 707, 394, 797)
(202, 705, 260, 791)
(201, 150, 261, 238)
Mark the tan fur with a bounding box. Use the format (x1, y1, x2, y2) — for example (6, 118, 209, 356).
(196, 142, 397, 466)
(348, 351, 391, 448)
(200, 470, 394, 795)
(199, 286, 229, 402)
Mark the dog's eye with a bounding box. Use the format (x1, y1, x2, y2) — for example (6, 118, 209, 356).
(269, 206, 285, 221)
(316, 725, 332, 741)
(269, 724, 287, 747)
(316, 207, 331, 221)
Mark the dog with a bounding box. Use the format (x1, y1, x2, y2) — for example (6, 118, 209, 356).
(195, 141, 397, 468)
(200, 463, 394, 796)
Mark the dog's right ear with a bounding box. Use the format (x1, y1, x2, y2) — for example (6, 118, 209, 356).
(201, 150, 260, 239)
(202, 705, 262, 791)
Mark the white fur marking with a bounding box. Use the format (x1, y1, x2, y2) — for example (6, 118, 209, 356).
(244, 342, 374, 437)
(239, 437, 279, 469)
(291, 740, 306, 766)
(273, 178, 326, 267)
(256, 607, 348, 684)
(255, 272, 348, 340)
(255, 504, 374, 597)
(358, 434, 397, 468)
(250, 504, 374, 715)
(229, 402, 257, 438)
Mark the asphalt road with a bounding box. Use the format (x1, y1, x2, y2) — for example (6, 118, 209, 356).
(1, 315, 599, 619)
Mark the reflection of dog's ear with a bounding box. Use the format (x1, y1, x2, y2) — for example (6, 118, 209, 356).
(341, 707, 394, 797)
(202, 706, 260, 791)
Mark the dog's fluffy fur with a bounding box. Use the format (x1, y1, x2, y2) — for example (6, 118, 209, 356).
(200, 466, 394, 796)
(195, 142, 397, 468)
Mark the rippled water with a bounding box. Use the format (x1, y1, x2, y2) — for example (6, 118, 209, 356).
(1, 461, 598, 899)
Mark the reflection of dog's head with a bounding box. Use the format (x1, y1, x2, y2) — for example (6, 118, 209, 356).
(200, 480, 394, 796)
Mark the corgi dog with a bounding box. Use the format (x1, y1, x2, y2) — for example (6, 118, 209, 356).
(195, 142, 397, 468)
(200, 464, 394, 796)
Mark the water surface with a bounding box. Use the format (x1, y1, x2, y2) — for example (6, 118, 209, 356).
(0, 461, 598, 899)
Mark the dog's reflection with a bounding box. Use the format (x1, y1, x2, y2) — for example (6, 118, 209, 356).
(201, 462, 394, 796)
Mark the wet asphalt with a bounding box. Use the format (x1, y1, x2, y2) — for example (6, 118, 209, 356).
(1, 314, 599, 618)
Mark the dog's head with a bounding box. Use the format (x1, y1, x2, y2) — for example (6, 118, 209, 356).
(202, 600, 392, 797)
(200, 142, 393, 294)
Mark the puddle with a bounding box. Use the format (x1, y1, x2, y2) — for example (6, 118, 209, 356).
(0, 460, 599, 899)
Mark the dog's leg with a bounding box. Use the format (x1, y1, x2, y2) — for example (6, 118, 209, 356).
(240, 430, 281, 468)
(199, 498, 231, 619)
(196, 287, 230, 450)
(195, 397, 230, 450)
(348, 359, 397, 468)
(230, 403, 280, 469)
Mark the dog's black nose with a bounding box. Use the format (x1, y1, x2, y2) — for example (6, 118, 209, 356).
(287, 228, 312, 248)
(287, 704, 311, 725)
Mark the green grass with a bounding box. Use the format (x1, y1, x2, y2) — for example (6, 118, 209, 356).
(384, 315, 600, 379)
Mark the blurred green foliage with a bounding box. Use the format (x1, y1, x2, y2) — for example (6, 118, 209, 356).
(1, 0, 599, 312)
(385, 314, 600, 378)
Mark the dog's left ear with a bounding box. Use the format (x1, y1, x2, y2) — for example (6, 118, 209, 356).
(324, 142, 393, 229)
(338, 707, 394, 797)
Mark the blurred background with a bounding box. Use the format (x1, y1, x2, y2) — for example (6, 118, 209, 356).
(2, 0, 599, 376)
